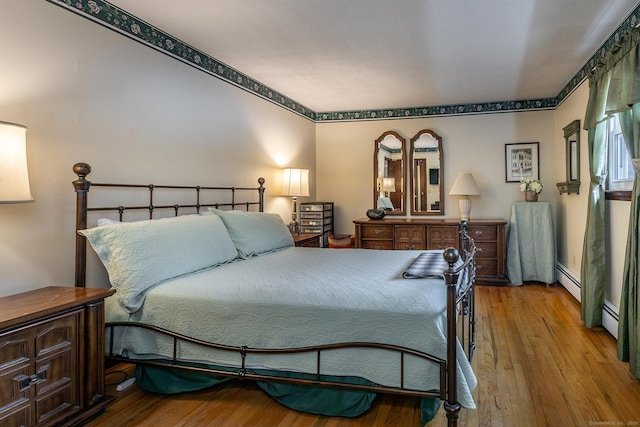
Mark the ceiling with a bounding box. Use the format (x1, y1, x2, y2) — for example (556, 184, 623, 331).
(107, 0, 640, 113)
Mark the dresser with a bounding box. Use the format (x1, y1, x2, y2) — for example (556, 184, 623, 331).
(354, 218, 508, 285)
(0, 286, 115, 426)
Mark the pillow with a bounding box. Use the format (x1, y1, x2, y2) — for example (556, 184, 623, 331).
(97, 218, 121, 226)
(209, 208, 294, 258)
(79, 214, 238, 313)
(97, 212, 209, 227)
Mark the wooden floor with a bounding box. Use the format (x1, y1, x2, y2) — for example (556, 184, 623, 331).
(86, 284, 640, 426)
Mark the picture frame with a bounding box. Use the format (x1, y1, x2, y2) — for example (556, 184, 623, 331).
(505, 142, 539, 182)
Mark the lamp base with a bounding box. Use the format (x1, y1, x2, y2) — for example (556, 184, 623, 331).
(458, 196, 472, 221)
(289, 196, 299, 234)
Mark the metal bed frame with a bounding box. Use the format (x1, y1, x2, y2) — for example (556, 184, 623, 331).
(72, 162, 476, 426)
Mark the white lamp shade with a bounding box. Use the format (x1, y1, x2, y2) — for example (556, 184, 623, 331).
(379, 177, 396, 193)
(449, 173, 480, 196)
(0, 122, 33, 203)
(281, 168, 310, 197)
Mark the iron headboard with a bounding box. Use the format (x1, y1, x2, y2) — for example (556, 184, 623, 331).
(72, 162, 265, 287)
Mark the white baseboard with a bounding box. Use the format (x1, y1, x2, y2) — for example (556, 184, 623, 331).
(555, 263, 619, 339)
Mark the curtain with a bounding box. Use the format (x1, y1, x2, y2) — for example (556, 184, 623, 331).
(580, 124, 607, 327)
(583, 27, 640, 378)
(618, 105, 640, 378)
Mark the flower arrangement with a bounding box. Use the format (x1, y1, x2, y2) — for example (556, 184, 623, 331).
(520, 178, 543, 194)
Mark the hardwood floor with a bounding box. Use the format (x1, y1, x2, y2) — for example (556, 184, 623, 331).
(87, 284, 640, 426)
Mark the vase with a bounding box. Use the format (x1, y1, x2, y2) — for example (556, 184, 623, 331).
(525, 191, 538, 202)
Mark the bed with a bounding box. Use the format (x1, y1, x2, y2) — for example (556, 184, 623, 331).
(72, 162, 477, 426)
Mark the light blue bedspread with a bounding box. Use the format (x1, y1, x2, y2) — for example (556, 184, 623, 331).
(105, 247, 476, 408)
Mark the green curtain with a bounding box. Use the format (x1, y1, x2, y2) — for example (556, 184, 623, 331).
(618, 105, 640, 378)
(580, 124, 607, 327)
(583, 27, 640, 378)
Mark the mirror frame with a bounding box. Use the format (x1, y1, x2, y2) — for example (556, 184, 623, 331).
(373, 131, 406, 215)
(557, 120, 581, 195)
(409, 129, 444, 216)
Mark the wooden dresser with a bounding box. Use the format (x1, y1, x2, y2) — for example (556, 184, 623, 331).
(354, 217, 508, 285)
(0, 286, 115, 426)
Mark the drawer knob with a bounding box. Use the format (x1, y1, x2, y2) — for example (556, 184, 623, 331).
(372, 229, 384, 235)
(477, 265, 486, 271)
(476, 247, 484, 253)
(474, 230, 484, 236)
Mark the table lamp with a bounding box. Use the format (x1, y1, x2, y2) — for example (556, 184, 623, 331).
(380, 177, 395, 197)
(0, 121, 33, 204)
(449, 173, 479, 221)
(281, 168, 309, 234)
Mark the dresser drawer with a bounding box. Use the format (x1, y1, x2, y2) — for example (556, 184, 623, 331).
(467, 226, 497, 241)
(475, 241, 497, 258)
(361, 225, 394, 239)
(361, 240, 394, 250)
(476, 259, 497, 276)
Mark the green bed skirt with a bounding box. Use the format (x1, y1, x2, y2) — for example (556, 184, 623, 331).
(135, 364, 441, 424)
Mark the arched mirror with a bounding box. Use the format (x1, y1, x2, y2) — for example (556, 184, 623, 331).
(374, 131, 406, 215)
(410, 129, 444, 216)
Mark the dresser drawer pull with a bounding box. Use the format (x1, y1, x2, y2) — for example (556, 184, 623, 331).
(476, 247, 484, 253)
(474, 230, 484, 236)
(15, 371, 47, 390)
(477, 265, 486, 271)
(372, 229, 385, 235)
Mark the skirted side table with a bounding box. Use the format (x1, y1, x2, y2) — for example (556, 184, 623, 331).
(506, 201, 556, 285)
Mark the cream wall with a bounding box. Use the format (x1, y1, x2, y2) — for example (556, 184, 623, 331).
(554, 82, 590, 276)
(316, 112, 556, 234)
(0, 1, 316, 296)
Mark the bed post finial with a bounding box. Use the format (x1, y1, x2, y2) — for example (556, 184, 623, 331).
(258, 177, 265, 212)
(73, 163, 92, 287)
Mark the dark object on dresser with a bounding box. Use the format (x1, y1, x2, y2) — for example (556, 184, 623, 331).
(366, 208, 386, 219)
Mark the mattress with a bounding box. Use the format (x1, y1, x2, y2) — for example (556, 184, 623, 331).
(105, 247, 476, 408)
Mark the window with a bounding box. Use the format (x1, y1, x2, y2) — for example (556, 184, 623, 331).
(607, 115, 635, 192)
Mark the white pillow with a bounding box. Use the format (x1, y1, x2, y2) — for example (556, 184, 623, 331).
(79, 214, 238, 313)
(97, 218, 121, 226)
(209, 208, 294, 258)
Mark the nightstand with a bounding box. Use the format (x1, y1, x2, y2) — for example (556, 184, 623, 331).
(293, 233, 321, 247)
(0, 286, 115, 426)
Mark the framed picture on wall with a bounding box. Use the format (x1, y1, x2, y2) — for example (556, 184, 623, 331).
(505, 142, 539, 182)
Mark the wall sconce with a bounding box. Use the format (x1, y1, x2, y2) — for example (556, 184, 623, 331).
(281, 168, 309, 234)
(449, 173, 479, 221)
(0, 121, 33, 204)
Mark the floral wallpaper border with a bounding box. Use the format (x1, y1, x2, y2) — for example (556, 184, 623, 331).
(47, 0, 640, 123)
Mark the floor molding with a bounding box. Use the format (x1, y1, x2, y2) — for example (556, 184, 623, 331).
(555, 263, 619, 339)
